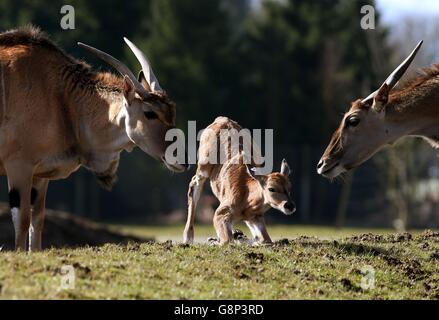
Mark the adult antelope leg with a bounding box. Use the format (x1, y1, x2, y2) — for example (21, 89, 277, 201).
(213, 206, 233, 245)
(245, 216, 272, 244)
(5, 163, 34, 251)
(183, 172, 206, 244)
(29, 178, 49, 251)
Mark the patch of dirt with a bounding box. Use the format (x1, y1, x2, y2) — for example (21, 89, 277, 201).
(293, 237, 331, 249)
(340, 278, 360, 292)
(233, 263, 251, 280)
(246, 252, 264, 263)
(348, 233, 384, 242)
(0, 203, 150, 250)
(347, 232, 413, 243)
(423, 282, 439, 299)
(401, 259, 425, 280)
(416, 230, 439, 241)
(322, 253, 335, 260)
(295, 235, 320, 242)
(381, 255, 402, 266)
(348, 267, 363, 275)
(72, 262, 92, 275)
(419, 242, 430, 250)
(232, 229, 248, 241)
(380, 255, 427, 279)
(430, 251, 439, 260)
(274, 238, 290, 246)
(313, 288, 324, 295)
(123, 242, 142, 252)
(336, 242, 387, 257)
(161, 240, 173, 250)
(390, 232, 412, 242)
(236, 272, 250, 279)
(300, 271, 315, 282)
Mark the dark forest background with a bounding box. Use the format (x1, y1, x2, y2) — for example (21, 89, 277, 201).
(0, 0, 438, 229)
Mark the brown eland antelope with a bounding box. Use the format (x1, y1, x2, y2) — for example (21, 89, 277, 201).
(0, 26, 187, 251)
(183, 117, 295, 245)
(316, 40, 438, 179)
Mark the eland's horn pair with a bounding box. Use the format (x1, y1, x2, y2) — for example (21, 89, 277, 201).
(362, 40, 423, 105)
(78, 38, 162, 98)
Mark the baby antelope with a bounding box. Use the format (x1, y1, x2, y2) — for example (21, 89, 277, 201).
(183, 117, 295, 245)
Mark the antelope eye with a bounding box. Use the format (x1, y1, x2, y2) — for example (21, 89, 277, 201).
(347, 116, 360, 127)
(144, 111, 158, 120)
(268, 188, 276, 193)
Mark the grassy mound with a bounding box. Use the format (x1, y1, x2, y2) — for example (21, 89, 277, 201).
(0, 204, 147, 250)
(0, 230, 437, 299)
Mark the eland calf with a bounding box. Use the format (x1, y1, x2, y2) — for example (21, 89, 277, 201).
(183, 117, 295, 245)
(0, 26, 187, 251)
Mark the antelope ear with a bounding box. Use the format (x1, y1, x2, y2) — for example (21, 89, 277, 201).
(123, 75, 136, 104)
(280, 158, 291, 176)
(138, 70, 152, 92)
(372, 83, 389, 112)
(245, 164, 266, 186)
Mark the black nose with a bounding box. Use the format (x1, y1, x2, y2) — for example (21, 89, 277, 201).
(284, 202, 296, 212)
(317, 159, 324, 170)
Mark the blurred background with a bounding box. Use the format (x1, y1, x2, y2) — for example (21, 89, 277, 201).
(1, 0, 439, 232)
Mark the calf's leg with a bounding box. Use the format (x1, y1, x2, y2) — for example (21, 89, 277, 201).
(183, 172, 206, 244)
(245, 216, 272, 244)
(213, 206, 233, 245)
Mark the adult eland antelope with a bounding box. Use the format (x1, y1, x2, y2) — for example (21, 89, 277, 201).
(316, 41, 439, 179)
(0, 26, 187, 251)
(183, 117, 295, 245)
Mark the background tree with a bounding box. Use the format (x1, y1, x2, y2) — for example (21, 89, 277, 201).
(0, 0, 434, 228)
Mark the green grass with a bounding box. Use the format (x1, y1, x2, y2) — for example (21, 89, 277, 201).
(0, 226, 438, 299)
(112, 223, 424, 241)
